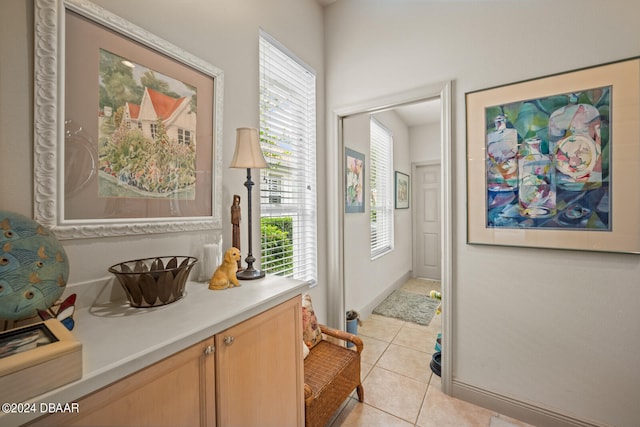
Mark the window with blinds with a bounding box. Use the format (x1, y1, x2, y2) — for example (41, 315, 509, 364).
(259, 31, 317, 285)
(370, 118, 394, 259)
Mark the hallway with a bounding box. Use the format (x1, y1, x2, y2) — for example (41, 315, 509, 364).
(330, 279, 534, 427)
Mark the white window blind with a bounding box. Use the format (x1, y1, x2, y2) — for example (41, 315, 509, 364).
(370, 117, 394, 259)
(259, 31, 317, 285)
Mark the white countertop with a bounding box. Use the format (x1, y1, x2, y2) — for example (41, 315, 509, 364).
(2, 274, 310, 427)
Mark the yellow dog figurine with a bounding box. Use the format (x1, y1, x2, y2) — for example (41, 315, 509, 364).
(209, 247, 242, 290)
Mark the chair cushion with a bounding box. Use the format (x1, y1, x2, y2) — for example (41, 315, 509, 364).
(302, 294, 322, 350)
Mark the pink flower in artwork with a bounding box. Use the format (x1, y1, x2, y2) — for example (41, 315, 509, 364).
(350, 157, 362, 176)
(346, 155, 363, 205)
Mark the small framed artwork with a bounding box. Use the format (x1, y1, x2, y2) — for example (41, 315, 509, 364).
(33, 0, 224, 239)
(466, 57, 640, 253)
(0, 323, 56, 360)
(0, 319, 82, 403)
(395, 171, 410, 209)
(345, 148, 365, 213)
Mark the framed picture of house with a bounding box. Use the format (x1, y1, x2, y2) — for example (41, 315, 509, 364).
(33, 0, 224, 239)
(466, 57, 640, 253)
(345, 148, 365, 213)
(395, 171, 409, 209)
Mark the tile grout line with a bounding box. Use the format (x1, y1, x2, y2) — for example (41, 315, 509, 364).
(334, 279, 443, 426)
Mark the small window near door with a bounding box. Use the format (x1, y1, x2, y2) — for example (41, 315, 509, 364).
(370, 118, 394, 259)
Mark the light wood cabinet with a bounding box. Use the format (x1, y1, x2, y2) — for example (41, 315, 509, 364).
(26, 296, 303, 427)
(215, 296, 304, 427)
(27, 337, 216, 427)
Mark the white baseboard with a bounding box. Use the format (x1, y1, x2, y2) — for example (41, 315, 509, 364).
(451, 380, 607, 427)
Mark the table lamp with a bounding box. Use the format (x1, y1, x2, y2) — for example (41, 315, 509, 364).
(229, 127, 268, 279)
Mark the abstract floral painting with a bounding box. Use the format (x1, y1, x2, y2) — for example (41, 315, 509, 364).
(345, 148, 365, 213)
(466, 57, 640, 253)
(395, 171, 409, 209)
(484, 87, 610, 230)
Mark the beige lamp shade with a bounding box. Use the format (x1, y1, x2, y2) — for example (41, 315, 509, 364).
(230, 127, 268, 169)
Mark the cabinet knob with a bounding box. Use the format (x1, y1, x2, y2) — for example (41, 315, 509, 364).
(223, 336, 235, 346)
(204, 345, 215, 355)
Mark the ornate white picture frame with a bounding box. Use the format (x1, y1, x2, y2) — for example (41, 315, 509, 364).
(34, 0, 224, 239)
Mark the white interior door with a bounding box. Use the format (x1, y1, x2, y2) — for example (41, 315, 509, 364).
(414, 163, 441, 280)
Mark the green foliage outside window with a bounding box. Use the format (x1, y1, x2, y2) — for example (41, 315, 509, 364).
(260, 217, 293, 275)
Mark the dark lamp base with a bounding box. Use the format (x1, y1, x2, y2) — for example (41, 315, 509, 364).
(237, 267, 265, 280)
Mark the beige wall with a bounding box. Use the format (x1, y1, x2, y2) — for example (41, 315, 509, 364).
(3, 0, 640, 426)
(325, 1, 640, 426)
(410, 122, 440, 163)
(343, 109, 413, 316)
(0, 0, 328, 313)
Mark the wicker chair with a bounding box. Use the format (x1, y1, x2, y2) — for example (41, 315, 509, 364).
(303, 324, 364, 427)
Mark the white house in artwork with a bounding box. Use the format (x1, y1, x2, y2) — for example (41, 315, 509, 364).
(123, 87, 196, 146)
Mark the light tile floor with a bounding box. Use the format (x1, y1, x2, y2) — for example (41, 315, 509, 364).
(330, 278, 534, 427)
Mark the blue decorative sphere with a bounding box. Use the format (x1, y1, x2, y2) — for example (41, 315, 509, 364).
(0, 211, 69, 320)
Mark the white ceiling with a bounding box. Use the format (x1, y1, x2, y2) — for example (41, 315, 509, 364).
(394, 99, 441, 127)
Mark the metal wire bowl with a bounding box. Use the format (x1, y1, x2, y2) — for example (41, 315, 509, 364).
(108, 256, 198, 308)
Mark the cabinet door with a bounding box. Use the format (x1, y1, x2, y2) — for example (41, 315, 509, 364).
(215, 296, 303, 427)
(28, 338, 216, 427)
